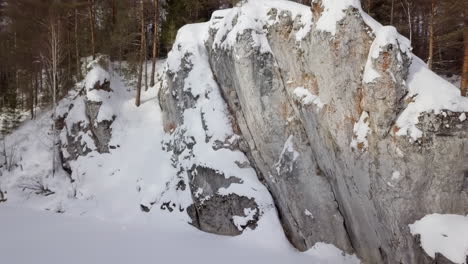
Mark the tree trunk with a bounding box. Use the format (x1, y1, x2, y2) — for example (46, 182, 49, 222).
(408, 3, 412, 43)
(110, 0, 116, 60)
(144, 43, 148, 91)
(14, 32, 18, 105)
(39, 68, 43, 96)
(67, 28, 72, 93)
(29, 74, 34, 120)
(52, 27, 58, 177)
(150, 0, 159, 87)
(48, 18, 60, 177)
(401, 0, 413, 43)
(35, 71, 38, 111)
(42, 16, 64, 177)
(88, 0, 96, 59)
(75, 8, 82, 80)
(112, 0, 116, 26)
(135, 0, 144, 107)
(461, 3, 468, 96)
(390, 0, 394, 25)
(119, 46, 123, 74)
(427, 0, 435, 70)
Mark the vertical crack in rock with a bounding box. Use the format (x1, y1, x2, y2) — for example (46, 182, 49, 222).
(274, 48, 356, 252)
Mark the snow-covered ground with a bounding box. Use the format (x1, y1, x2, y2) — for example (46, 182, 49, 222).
(0, 205, 359, 264)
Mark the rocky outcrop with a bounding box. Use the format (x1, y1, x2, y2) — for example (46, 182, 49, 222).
(160, 1, 468, 263)
(159, 32, 273, 237)
(57, 56, 115, 169)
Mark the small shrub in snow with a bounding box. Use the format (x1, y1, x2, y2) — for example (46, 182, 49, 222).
(17, 177, 55, 197)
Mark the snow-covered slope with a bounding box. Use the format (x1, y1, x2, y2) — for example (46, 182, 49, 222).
(1, 60, 177, 222)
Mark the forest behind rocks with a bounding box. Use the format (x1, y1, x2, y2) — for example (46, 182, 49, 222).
(0, 0, 466, 134)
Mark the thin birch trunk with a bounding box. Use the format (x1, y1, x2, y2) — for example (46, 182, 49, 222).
(150, 0, 159, 87)
(135, 0, 144, 106)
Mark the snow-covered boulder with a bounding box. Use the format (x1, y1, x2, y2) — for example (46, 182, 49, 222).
(57, 55, 116, 168)
(159, 0, 468, 263)
(159, 22, 273, 235)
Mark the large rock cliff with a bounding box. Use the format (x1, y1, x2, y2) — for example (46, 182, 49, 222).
(159, 0, 468, 263)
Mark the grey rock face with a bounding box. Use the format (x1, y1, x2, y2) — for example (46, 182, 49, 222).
(205, 23, 353, 254)
(159, 123, 262, 236)
(187, 191, 259, 236)
(57, 107, 93, 166)
(160, 1, 468, 263)
(84, 100, 114, 154)
(185, 166, 259, 235)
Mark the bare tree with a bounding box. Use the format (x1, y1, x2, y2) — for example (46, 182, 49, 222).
(462, 2, 468, 96)
(88, 0, 96, 59)
(135, 0, 145, 107)
(150, 0, 159, 87)
(75, 7, 82, 80)
(400, 0, 413, 42)
(41, 15, 65, 177)
(144, 34, 148, 91)
(427, 0, 435, 69)
(390, 0, 395, 25)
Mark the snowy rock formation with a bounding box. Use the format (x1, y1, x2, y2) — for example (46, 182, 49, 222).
(159, 0, 468, 263)
(158, 22, 273, 235)
(57, 56, 115, 169)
